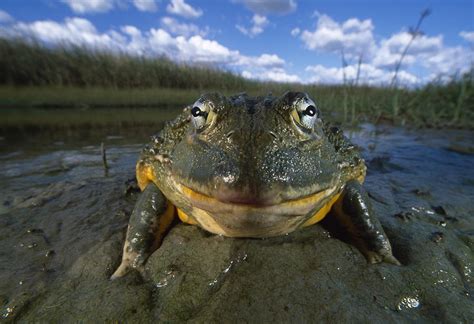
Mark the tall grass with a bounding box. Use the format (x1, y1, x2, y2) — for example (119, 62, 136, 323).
(0, 37, 472, 129)
(0, 38, 255, 90)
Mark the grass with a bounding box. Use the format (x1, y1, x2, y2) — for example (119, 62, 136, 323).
(0, 38, 473, 130)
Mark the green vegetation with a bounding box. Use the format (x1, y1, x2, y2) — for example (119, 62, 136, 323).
(0, 38, 473, 129)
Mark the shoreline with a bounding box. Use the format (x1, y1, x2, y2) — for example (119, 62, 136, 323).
(0, 86, 473, 130)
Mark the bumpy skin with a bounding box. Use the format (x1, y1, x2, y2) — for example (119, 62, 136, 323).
(111, 92, 399, 279)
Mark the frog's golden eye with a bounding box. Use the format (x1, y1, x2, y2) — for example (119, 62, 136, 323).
(292, 96, 321, 131)
(190, 99, 209, 130)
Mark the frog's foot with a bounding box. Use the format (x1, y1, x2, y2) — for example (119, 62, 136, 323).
(111, 236, 140, 279)
(111, 183, 175, 280)
(332, 180, 400, 266)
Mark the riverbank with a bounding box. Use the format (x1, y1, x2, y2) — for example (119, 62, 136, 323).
(1, 83, 473, 131)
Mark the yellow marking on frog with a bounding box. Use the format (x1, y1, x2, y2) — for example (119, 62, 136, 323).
(302, 192, 342, 227)
(291, 109, 301, 124)
(136, 162, 155, 191)
(191, 207, 228, 235)
(154, 200, 176, 247)
(177, 208, 198, 225)
(179, 183, 338, 213)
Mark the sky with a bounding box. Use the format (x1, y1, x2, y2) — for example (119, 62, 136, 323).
(0, 0, 472, 86)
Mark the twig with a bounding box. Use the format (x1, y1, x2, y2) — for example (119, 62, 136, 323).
(341, 49, 349, 123)
(390, 8, 431, 88)
(101, 142, 109, 171)
(355, 53, 363, 87)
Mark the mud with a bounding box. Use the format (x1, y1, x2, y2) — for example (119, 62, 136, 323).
(0, 124, 473, 322)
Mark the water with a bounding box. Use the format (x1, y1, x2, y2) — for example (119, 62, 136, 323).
(0, 124, 473, 322)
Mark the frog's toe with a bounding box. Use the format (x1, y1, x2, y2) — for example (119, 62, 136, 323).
(110, 241, 140, 280)
(111, 262, 130, 280)
(366, 251, 383, 264)
(380, 251, 401, 265)
(366, 249, 401, 266)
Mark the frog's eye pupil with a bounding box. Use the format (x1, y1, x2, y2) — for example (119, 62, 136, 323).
(191, 106, 202, 117)
(303, 105, 317, 117)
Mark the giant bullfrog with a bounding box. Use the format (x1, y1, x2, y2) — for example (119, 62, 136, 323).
(112, 92, 399, 279)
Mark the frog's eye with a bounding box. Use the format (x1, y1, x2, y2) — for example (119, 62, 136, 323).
(190, 100, 209, 130)
(292, 97, 321, 131)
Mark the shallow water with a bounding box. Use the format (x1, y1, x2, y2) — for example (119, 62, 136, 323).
(0, 124, 473, 322)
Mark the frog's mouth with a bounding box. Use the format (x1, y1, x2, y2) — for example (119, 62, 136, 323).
(172, 179, 340, 217)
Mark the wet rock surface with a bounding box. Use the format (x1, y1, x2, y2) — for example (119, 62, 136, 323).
(0, 125, 473, 322)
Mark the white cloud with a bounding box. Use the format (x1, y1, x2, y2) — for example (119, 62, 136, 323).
(421, 46, 472, 76)
(0, 17, 127, 51)
(241, 70, 253, 78)
(372, 31, 464, 75)
(0, 16, 294, 83)
(290, 27, 300, 37)
(61, 0, 115, 14)
(236, 14, 268, 38)
(160, 17, 207, 37)
(236, 53, 284, 68)
(460, 31, 474, 43)
(300, 14, 376, 59)
(305, 63, 419, 86)
(166, 0, 202, 19)
(0, 10, 13, 23)
(234, 0, 296, 15)
(260, 68, 301, 82)
(384, 31, 442, 55)
(298, 13, 473, 86)
(242, 68, 300, 83)
(61, 0, 158, 13)
(133, 0, 158, 12)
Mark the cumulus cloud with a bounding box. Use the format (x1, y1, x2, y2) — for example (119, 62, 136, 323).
(166, 0, 202, 19)
(0, 17, 128, 51)
(61, 0, 115, 14)
(236, 53, 284, 68)
(260, 68, 301, 82)
(421, 46, 472, 76)
(305, 63, 418, 86)
(372, 31, 443, 68)
(299, 13, 473, 86)
(133, 0, 158, 12)
(290, 27, 300, 37)
(460, 31, 474, 43)
(300, 14, 376, 59)
(0, 16, 295, 83)
(234, 0, 296, 15)
(160, 17, 207, 37)
(61, 0, 158, 13)
(0, 10, 13, 23)
(236, 14, 268, 38)
(242, 68, 301, 83)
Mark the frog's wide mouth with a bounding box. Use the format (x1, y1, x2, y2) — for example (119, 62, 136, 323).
(172, 179, 340, 216)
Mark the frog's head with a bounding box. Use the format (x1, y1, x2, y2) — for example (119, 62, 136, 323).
(168, 92, 340, 208)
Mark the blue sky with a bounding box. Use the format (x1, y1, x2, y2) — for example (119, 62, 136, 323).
(0, 0, 472, 86)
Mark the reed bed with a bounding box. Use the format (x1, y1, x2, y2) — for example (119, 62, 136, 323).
(0, 38, 472, 129)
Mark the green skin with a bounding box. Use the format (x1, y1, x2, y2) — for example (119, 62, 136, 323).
(111, 92, 399, 279)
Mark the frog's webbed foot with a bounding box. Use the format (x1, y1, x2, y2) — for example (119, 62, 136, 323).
(111, 183, 175, 279)
(332, 180, 400, 266)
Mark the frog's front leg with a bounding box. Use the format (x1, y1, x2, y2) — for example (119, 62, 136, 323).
(111, 183, 175, 279)
(332, 180, 400, 265)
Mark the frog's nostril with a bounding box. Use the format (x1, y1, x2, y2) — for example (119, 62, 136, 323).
(226, 130, 235, 139)
(268, 131, 278, 139)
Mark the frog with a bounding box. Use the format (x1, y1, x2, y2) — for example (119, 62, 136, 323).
(111, 91, 400, 279)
